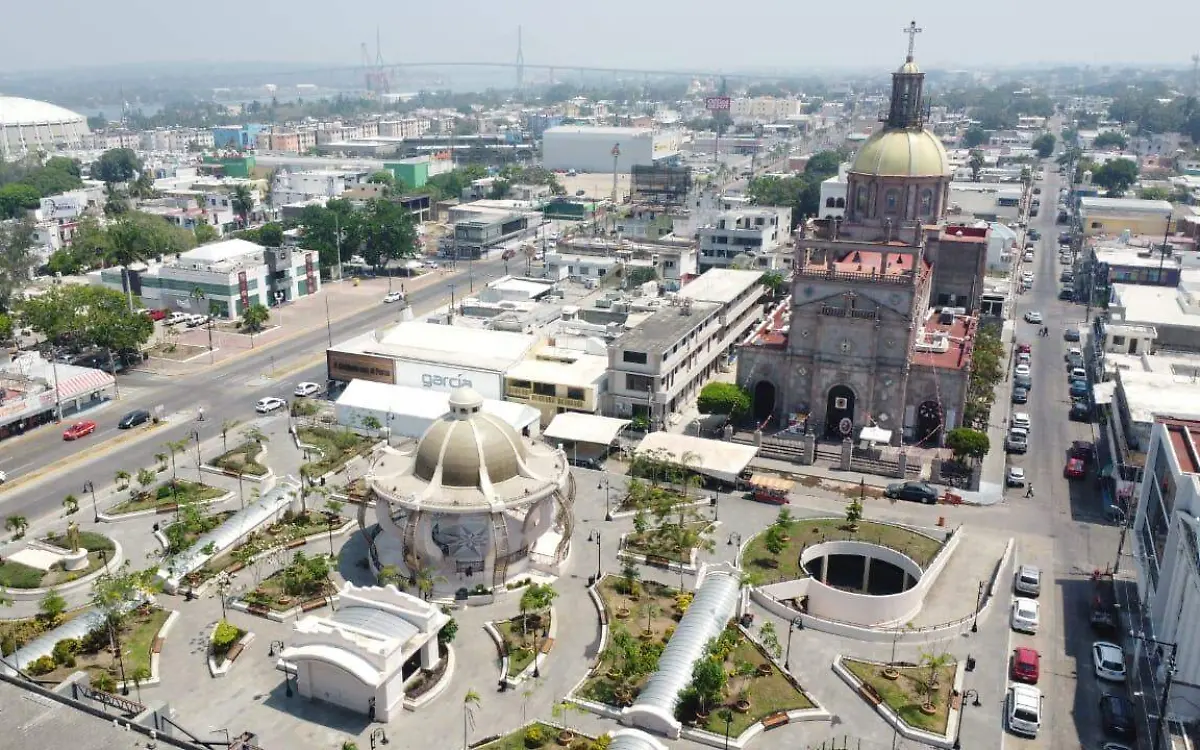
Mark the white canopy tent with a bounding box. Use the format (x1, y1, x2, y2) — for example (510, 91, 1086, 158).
(543, 413, 630, 446)
(859, 426, 893, 444)
(633, 432, 759, 484)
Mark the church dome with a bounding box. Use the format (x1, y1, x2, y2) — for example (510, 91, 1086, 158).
(412, 387, 526, 487)
(850, 128, 950, 178)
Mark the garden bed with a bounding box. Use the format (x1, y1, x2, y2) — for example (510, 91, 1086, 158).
(212, 442, 268, 476)
(26, 605, 169, 686)
(622, 520, 712, 565)
(297, 427, 372, 479)
(842, 657, 957, 735)
(476, 722, 604, 750)
(742, 518, 943, 580)
(239, 551, 336, 612)
(0, 609, 86, 657)
(162, 510, 236, 556)
(146, 342, 208, 361)
(689, 637, 815, 737)
(183, 511, 346, 587)
(0, 531, 116, 589)
(107, 480, 225, 515)
(495, 612, 552, 678)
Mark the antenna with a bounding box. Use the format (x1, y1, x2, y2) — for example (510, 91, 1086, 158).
(515, 25, 525, 91)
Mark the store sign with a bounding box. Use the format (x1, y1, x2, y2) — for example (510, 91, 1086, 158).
(40, 195, 85, 220)
(305, 253, 316, 293)
(705, 96, 731, 111)
(326, 352, 395, 384)
(420, 372, 473, 390)
(238, 270, 250, 309)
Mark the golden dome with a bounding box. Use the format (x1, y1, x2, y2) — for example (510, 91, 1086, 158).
(897, 59, 921, 75)
(850, 128, 950, 178)
(413, 388, 526, 488)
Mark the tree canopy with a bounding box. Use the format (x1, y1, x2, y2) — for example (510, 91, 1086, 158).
(18, 284, 154, 356)
(696, 382, 751, 417)
(946, 427, 990, 461)
(745, 148, 846, 226)
(422, 165, 489, 202)
(44, 212, 196, 277)
(297, 197, 418, 272)
(1091, 131, 1128, 150)
(0, 219, 38, 312)
(1090, 159, 1139, 197)
(93, 148, 143, 184)
(963, 126, 989, 148)
(1031, 133, 1056, 159)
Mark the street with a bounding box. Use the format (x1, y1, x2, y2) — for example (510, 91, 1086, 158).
(0, 252, 513, 524)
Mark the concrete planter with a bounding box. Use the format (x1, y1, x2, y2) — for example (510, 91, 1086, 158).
(98, 491, 234, 523)
(832, 655, 963, 750)
(118, 609, 179, 691)
(208, 630, 255, 678)
(228, 594, 340, 623)
(487, 606, 559, 688)
(2, 539, 125, 602)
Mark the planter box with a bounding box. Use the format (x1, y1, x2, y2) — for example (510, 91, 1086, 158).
(208, 631, 255, 679)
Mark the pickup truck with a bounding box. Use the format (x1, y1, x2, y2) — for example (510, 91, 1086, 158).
(1090, 570, 1119, 633)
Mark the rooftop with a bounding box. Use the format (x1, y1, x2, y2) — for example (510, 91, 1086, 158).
(346, 321, 538, 372)
(1094, 245, 1181, 270)
(1080, 197, 1174, 215)
(1111, 284, 1200, 331)
(544, 125, 656, 136)
(744, 300, 790, 349)
(179, 238, 264, 264)
(615, 299, 721, 354)
(911, 308, 976, 371)
(1160, 418, 1200, 475)
(677, 268, 764, 304)
(1117, 370, 1200, 426)
(506, 349, 608, 389)
(797, 248, 926, 280)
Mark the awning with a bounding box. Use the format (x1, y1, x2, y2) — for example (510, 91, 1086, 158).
(749, 474, 793, 493)
(859, 426, 893, 444)
(543, 413, 630, 446)
(54, 368, 115, 401)
(633, 432, 759, 484)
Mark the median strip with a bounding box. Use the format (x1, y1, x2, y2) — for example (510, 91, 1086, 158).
(0, 420, 170, 498)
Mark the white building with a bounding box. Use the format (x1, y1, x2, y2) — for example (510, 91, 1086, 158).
(1130, 418, 1200, 729)
(697, 207, 791, 271)
(278, 583, 449, 722)
(0, 96, 89, 159)
(818, 164, 850, 220)
(542, 126, 681, 173)
(91, 238, 321, 318)
(606, 269, 763, 428)
(334, 379, 541, 440)
(326, 321, 538, 401)
(986, 221, 1018, 273)
(730, 96, 803, 123)
(270, 169, 368, 207)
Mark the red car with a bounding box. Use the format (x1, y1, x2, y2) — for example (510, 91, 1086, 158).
(1017, 343, 1032, 354)
(140, 308, 168, 321)
(62, 420, 97, 440)
(1011, 647, 1040, 684)
(1064, 457, 1086, 479)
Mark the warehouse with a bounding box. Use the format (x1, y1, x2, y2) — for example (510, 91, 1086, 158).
(542, 126, 681, 173)
(334, 379, 540, 440)
(326, 321, 538, 400)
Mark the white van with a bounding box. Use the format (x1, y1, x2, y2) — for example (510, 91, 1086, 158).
(1007, 684, 1043, 736)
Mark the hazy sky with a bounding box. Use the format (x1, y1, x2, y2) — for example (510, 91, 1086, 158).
(1, 0, 1195, 73)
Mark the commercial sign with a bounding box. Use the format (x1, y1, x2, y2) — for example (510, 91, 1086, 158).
(705, 96, 731, 112)
(304, 253, 316, 294)
(238, 270, 250, 310)
(40, 194, 85, 220)
(326, 351, 395, 385)
(394, 361, 500, 400)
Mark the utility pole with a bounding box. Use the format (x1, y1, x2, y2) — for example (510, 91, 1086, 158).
(447, 282, 457, 323)
(515, 25, 525, 92)
(610, 143, 621, 205)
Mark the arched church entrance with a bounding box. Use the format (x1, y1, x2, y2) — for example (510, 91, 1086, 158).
(752, 381, 776, 423)
(916, 400, 943, 446)
(825, 385, 856, 439)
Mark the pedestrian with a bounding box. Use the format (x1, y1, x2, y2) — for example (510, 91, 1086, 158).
(1026, 483, 1034, 498)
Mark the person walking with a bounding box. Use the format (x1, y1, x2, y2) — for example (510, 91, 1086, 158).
(1026, 483, 1035, 498)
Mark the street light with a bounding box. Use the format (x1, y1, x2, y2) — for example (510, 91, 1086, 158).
(970, 580, 985, 633)
(1131, 630, 1178, 750)
(191, 429, 202, 471)
(720, 707, 735, 750)
(586, 530, 602, 581)
(784, 616, 803, 670)
(952, 688, 981, 749)
(83, 480, 98, 523)
(597, 478, 613, 521)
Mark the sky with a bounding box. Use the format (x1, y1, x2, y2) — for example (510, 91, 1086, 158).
(1, 0, 1195, 74)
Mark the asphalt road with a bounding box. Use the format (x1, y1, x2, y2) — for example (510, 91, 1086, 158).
(1002, 160, 1122, 750)
(0, 252, 514, 523)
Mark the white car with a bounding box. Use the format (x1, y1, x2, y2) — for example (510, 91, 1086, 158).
(1023, 252, 1035, 262)
(382, 291, 405, 304)
(1014, 364, 1031, 378)
(1092, 641, 1127, 682)
(1012, 412, 1031, 430)
(1024, 311, 1043, 324)
(1021, 272, 1035, 284)
(1011, 597, 1040, 633)
(1006, 466, 1026, 487)
(1017, 352, 1032, 365)
(1014, 564, 1042, 597)
(294, 382, 322, 397)
(1007, 684, 1043, 737)
(165, 312, 191, 326)
(0, 469, 6, 484)
(255, 397, 287, 414)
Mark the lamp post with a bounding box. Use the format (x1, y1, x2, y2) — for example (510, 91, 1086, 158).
(1132, 631, 1178, 750)
(784, 616, 803, 670)
(970, 580, 985, 633)
(370, 728, 389, 749)
(727, 532, 742, 547)
(720, 707, 734, 750)
(191, 429, 202, 471)
(268, 639, 284, 657)
(711, 492, 719, 522)
(587, 530, 602, 581)
(598, 478, 613, 521)
(84, 480, 98, 523)
(951, 688, 981, 749)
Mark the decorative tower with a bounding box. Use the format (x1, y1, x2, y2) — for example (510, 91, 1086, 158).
(886, 21, 926, 129)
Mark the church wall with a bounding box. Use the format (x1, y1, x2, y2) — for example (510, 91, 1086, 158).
(904, 365, 969, 442)
(928, 236, 988, 309)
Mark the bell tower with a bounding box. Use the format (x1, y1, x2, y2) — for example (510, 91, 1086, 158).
(886, 21, 926, 129)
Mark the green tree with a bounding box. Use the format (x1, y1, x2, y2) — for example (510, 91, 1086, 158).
(240, 302, 270, 333)
(89, 561, 146, 635)
(5, 515, 28, 539)
(1139, 186, 1171, 201)
(367, 170, 395, 187)
(1092, 131, 1128, 150)
(946, 427, 990, 461)
(194, 222, 219, 244)
(0, 312, 13, 343)
(1031, 133, 1056, 159)
(763, 525, 787, 557)
(360, 198, 418, 270)
(462, 689, 481, 750)
(297, 198, 362, 272)
(62, 494, 79, 515)
(760, 270, 786, 299)
(696, 382, 751, 417)
(39, 590, 67, 624)
(136, 468, 156, 499)
(968, 150, 985, 182)
(258, 222, 284, 247)
(963, 126, 989, 149)
(689, 654, 727, 714)
(0, 183, 42, 219)
(1091, 159, 1139, 197)
(230, 184, 255, 227)
(93, 148, 142, 184)
(20, 285, 153, 371)
(0, 218, 37, 311)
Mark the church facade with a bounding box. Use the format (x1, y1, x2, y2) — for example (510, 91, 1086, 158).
(736, 26, 989, 446)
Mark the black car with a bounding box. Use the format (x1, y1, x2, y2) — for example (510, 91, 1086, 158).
(1060, 271, 1073, 282)
(884, 481, 939, 504)
(1012, 387, 1029, 404)
(1014, 374, 1033, 390)
(1069, 402, 1092, 421)
(1064, 328, 1081, 342)
(118, 409, 151, 429)
(1059, 288, 1074, 301)
(1029, 229, 1040, 240)
(1099, 693, 1136, 740)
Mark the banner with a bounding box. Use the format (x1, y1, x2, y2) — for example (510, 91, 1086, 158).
(238, 270, 249, 310)
(305, 253, 316, 294)
(705, 96, 731, 111)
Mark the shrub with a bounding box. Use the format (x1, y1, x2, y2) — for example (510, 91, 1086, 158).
(80, 626, 110, 653)
(523, 725, 546, 748)
(211, 620, 241, 656)
(156, 484, 174, 500)
(91, 672, 117, 693)
(52, 638, 80, 666)
(27, 655, 57, 676)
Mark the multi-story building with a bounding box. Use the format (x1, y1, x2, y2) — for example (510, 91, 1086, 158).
(504, 348, 610, 425)
(697, 207, 791, 271)
(270, 169, 368, 207)
(1080, 197, 1173, 237)
(818, 164, 850, 220)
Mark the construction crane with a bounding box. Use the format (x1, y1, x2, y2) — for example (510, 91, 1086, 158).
(361, 28, 391, 97)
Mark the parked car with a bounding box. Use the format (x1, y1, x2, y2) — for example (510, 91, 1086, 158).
(1012, 387, 1029, 404)
(1006, 466, 1026, 487)
(883, 481, 939, 504)
(117, 409, 151, 429)
(1023, 251, 1035, 263)
(1014, 363, 1031, 378)
(1007, 684, 1043, 737)
(1017, 351, 1031, 366)
(1011, 597, 1041, 633)
(382, 291, 405, 304)
(294, 382, 322, 397)
(1006, 428, 1029, 454)
(1059, 288, 1074, 301)
(1092, 642, 1127, 682)
(1011, 646, 1041, 684)
(1099, 693, 1137, 740)
(1024, 311, 1043, 324)
(1015, 564, 1042, 596)
(185, 314, 211, 328)
(1012, 412, 1031, 431)
(1069, 402, 1092, 421)
(0, 469, 6, 484)
(62, 420, 98, 440)
(1070, 366, 1087, 380)
(1017, 342, 1032, 355)
(1070, 381, 1090, 398)
(142, 308, 168, 321)
(1060, 271, 1074, 283)
(1029, 228, 1041, 239)
(1070, 440, 1097, 463)
(255, 397, 287, 414)
(1064, 457, 1087, 479)
(165, 312, 190, 326)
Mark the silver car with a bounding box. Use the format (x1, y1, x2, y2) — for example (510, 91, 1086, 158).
(1015, 564, 1041, 597)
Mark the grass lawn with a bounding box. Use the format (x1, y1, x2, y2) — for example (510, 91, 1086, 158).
(213, 441, 268, 476)
(696, 639, 815, 737)
(742, 517, 943, 580)
(107, 480, 225, 515)
(0, 609, 86, 656)
(843, 658, 957, 735)
(623, 520, 713, 564)
(39, 606, 170, 685)
(0, 531, 116, 589)
(477, 722, 599, 750)
(297, 427, 372, 479)
(495, 613, 551, 678)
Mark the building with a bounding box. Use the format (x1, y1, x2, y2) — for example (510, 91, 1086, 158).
(505, 347, 610, 424)
(818, 164, 850, 220)
(334, 379, 540, 439)
(0, 96, 89, 159)
(92, 238, 321, 318)
(211, 124, 264, 149)
(697, 207, 791, 271)
(1080, 197, 1173, 237)
(0, 353, 115, 442)
(734, 36, 980, 445)
(542, 126, 681, 173)
(366, 387, 574, 591)
(270, 169, 367, 207)
(947, 183, 1022, 223)
(606, 269, 763, 428)
(1109, 271, 1200, 352)
(1130, 418, 1200, 728)
(277, 583, 449, 722)
(326, 321, 538, 400)
(730, 96, 803, 122)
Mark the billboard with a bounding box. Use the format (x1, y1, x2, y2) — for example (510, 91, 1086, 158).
(305, 253, 316, 294)
(393, 360, 502, 400)
(326, 351, 396, 385)
(237, 271, 250, 310)
(705, 96, 731, 111)
(40, 194, 86, 220)
(631, 165, 693, 206)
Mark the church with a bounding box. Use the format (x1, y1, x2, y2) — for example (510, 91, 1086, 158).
(737, 24, 991, 447)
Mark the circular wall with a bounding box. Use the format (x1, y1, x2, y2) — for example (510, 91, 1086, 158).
(795, 540, 927, 626)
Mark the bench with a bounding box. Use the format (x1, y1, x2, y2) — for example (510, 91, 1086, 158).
(762, 712, 790, 730)
(225, 641, 246, 663)
(540, 637, 555, 654)
(152, 637, 164, 654)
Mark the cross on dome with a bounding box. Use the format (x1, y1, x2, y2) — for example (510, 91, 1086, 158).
(903, 20, 922, 61)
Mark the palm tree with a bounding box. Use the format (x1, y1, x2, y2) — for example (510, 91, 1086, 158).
(220, 419, 239, 453)
(165, 439, 190, 480)
(231, 184, 255, 227)
(462, 689, 481, 750)
(968, 149, 985, 182)
(154, 452, 168, 472)
(241, 302, 270, 334)
(919, 649, 955, 706)
(639, 602, 660, 636)
(136, 468, 156, 499)
(62, 494, 79, 515)
(129, 665, 151, 703)
(114, 469, 131, 489)
(190, 286, 206, 314)
(5, 515, 28, 539)
(414, 566, 447, 601)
